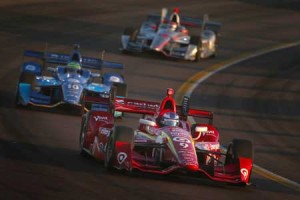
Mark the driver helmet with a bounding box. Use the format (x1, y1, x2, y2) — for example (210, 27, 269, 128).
(160, 112, 179, 127)
(170, 22, 178, 31)
(66, 61, 81, 72)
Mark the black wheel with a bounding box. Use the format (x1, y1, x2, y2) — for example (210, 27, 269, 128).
(104, 126, 134, 170)
(15, 72, 36, 107)
(123, 27, 138, 42)
(79, 114, 89, 157)
(190, 35, 201, 62)
(19, 72, 36, 84)
(112, 82, 127, 97)
(121, 27, 138, 54)
(15, 84, 21, 107)
(225, 139, 253, 164)
(104, 132, 114, 170)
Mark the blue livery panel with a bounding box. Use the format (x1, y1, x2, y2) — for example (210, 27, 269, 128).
(23, 50, 124, 70)
(21, 61, 42, 75)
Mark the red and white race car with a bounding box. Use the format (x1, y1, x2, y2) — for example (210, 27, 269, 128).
(79, 88, 253, 186)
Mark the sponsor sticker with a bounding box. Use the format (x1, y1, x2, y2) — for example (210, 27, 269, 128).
(116, 99, 124, 104)
(117, 152, 127, 164)
(93, 116, 108, 122)
(109, 76, 120, 82)
(67, 78, 80, 83)
(195, 142, 220, 151)
(240, 168, 248, 180)
(99, 127, 110, 136)
(25, 64, 36, 71)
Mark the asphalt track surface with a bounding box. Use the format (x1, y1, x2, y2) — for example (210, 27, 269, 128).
(0, 1, 299, 199)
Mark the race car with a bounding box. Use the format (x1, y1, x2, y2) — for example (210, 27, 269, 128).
(15, 45, 127, 116)
(79, 88, 253, 186)
(120, 8, 221, 61)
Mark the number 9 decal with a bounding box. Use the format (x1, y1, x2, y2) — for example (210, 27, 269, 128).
(173, 137, 191, 149)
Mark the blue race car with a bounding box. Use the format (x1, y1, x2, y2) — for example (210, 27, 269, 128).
(15, 45, 127, 116)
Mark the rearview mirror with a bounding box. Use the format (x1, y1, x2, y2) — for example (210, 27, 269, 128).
(192, 126, 208, 140)
(139, 119, 156, 127)
(47, 67, 56, 73)
(91, 73, 100, 78)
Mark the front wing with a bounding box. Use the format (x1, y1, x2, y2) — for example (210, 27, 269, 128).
(111, 141, 252, 185)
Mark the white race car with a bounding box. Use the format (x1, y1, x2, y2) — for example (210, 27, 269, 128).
(120, 8, 221, 61)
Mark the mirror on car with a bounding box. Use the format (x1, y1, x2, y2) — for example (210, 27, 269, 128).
(47, 67, 56, 73)
(91, 73, 100, 78)
(139, 118, 156, 127)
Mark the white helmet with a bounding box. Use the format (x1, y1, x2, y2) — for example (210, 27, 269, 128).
(160, 112, 179, 127)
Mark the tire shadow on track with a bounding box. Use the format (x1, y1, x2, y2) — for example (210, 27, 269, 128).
(1, 137, 297, 194)
(0, 138, 97, 172)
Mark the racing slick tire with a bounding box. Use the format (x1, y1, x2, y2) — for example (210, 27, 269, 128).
(15, 72, 36, 107)
(190, 35, 201, 62)
(104, 126, 134, 171)
(79, 114, 89, 157)
(123, 27, 138, 42)
(225, 139, 253, 164)
(121, 27, 138, 53)
(19, 72, 36, 83)
(15, 84, 21, 107)
(112, 82, 127, 97)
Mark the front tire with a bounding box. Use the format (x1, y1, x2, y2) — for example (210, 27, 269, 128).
(104, 126, 134, 170)
(79, 115, 89, 157)
(225, 139, 253, 164)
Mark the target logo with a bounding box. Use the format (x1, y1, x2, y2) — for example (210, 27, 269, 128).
(240, 168, 248, 180)
(117, 152, 127, 164)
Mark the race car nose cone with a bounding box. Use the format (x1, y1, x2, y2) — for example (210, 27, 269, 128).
(185, 164, 199, 171)
(65, 99, 77, 104)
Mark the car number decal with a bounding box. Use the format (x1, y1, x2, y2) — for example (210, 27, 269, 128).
(173, 136, 191, 149)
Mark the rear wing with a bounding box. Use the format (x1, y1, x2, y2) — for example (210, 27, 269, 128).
(23, 50, 124, 71)
(115, 97, 160, 115)
(81, 90, 213, 123)
(114, 97, 213, 123)
(146, 13, 221, 35)
(81, 90, 115, 114)
(176, 106, 213, 121)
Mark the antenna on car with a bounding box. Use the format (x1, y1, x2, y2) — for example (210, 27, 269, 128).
(161, 8, 168, 24)
(101, 50, 105, 60)
(166, 88, 174, 97)
(73, 44, 80, 50)
(43, 42, 48, 70)
(202, 14, 209, 32)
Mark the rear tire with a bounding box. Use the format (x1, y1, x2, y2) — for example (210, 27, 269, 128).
(104, 126, 134, 170)
(112, 82, 127, 97)
(121, 27, 138, 54)
(15, 72, 36, 107)
(19, 72, 36, 84)
(123, 27, 138, 42)
(190, 35, 201, 62)
(225, 139, 253, 164)
(79, 114, 89, 157)
(15, 85, 21, 107)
